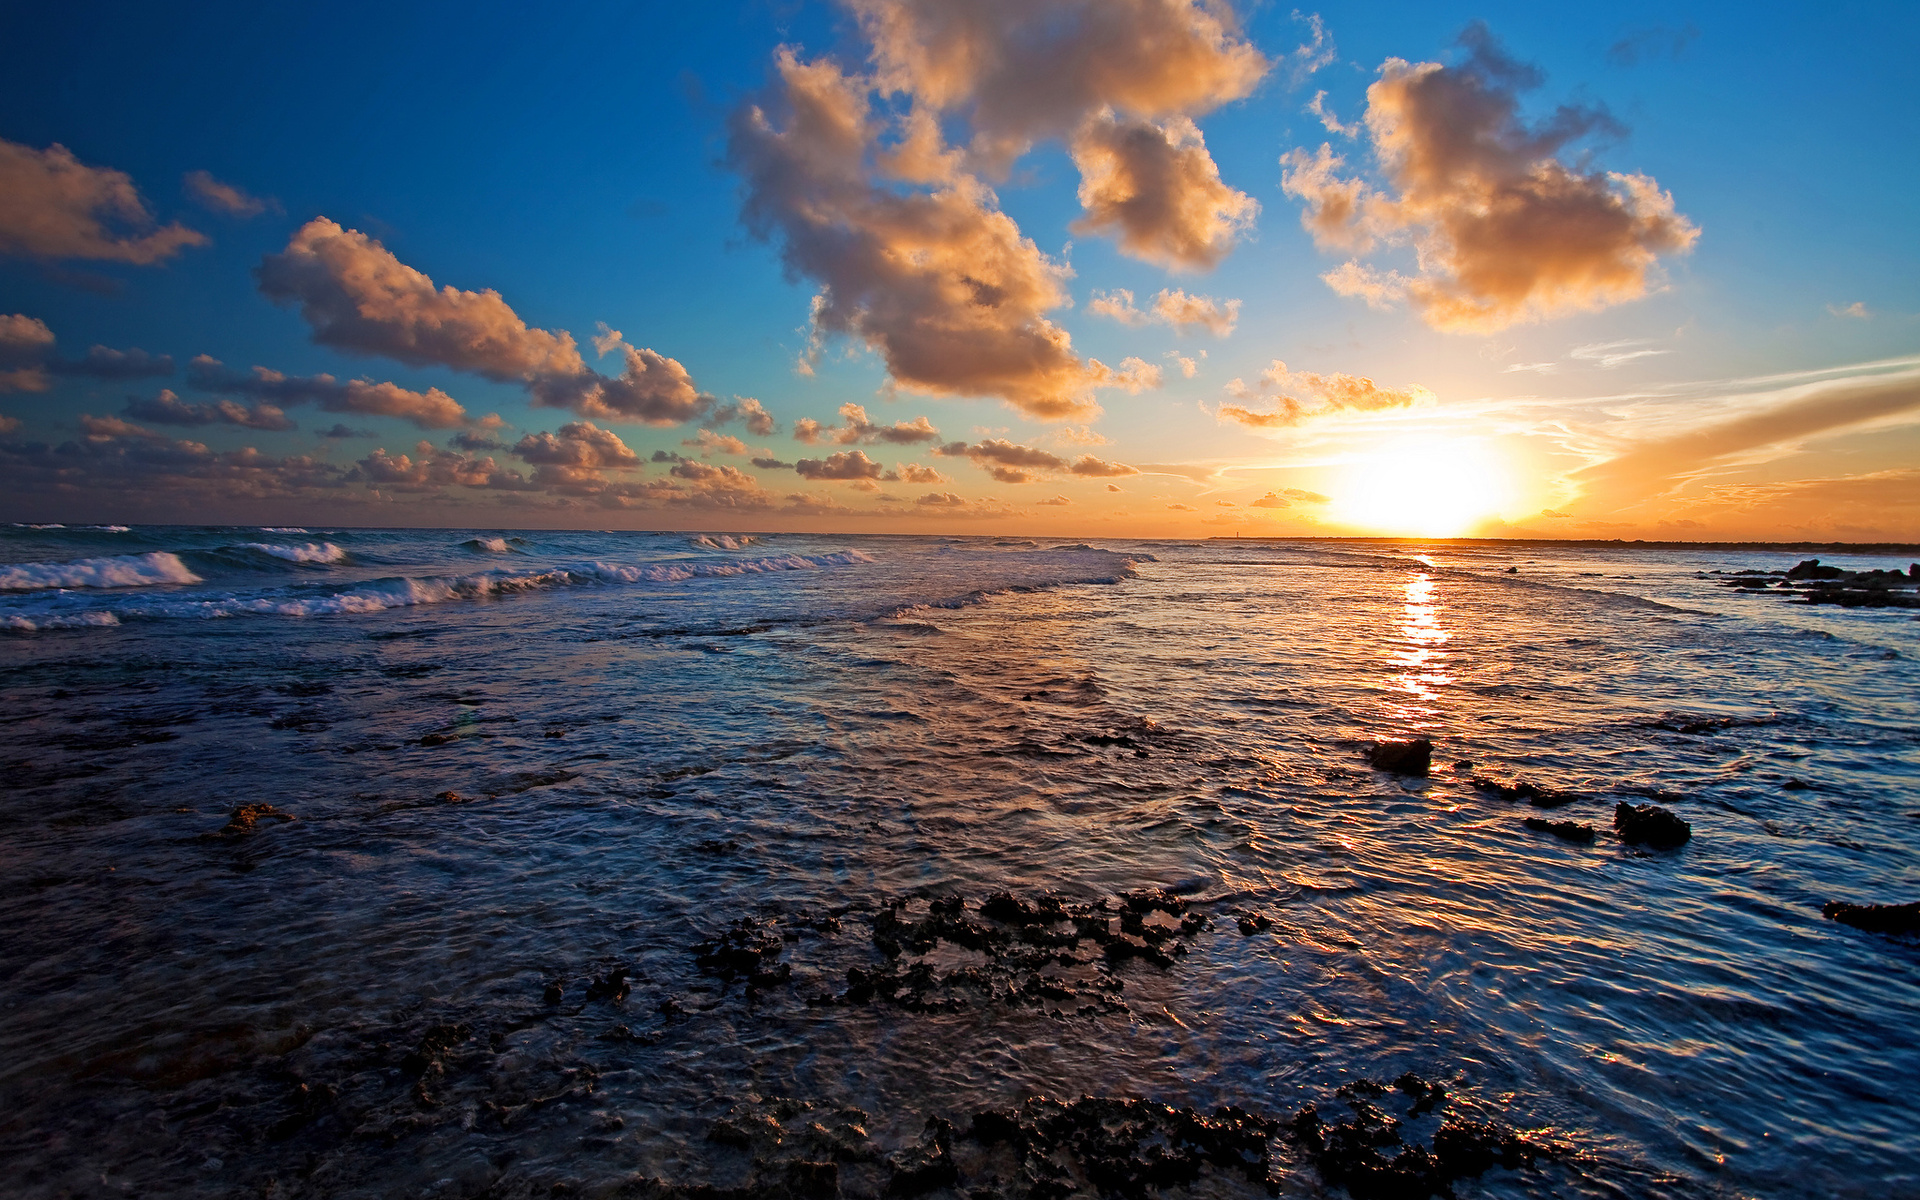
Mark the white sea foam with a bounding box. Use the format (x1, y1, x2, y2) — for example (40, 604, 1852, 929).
(258, 527, 309, 533)
(83, 525, 132, 533)
(463, 537, 515, 554)
(0, 551, 203, 590)
(236, 542, 349, 564)
(0, 611, 121, 630)
(689, 534, 760, 551)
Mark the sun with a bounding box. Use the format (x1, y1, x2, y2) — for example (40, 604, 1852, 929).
(1329, 437, 1514, 537)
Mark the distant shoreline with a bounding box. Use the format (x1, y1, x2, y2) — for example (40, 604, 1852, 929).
(1207, 536, 1920, 553)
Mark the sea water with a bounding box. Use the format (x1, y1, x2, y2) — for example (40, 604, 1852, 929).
(1, 525, 1915, 1198)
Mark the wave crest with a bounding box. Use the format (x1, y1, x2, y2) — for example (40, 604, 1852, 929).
(0, 551, 203, 590)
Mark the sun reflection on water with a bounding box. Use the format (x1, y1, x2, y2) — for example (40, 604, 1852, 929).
(1391, 572, 1452, 713)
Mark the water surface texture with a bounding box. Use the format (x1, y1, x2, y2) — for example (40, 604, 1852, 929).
(3, 526, 1916, 1199)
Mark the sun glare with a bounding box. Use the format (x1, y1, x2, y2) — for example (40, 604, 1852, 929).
(1330, 438, 1513, 537)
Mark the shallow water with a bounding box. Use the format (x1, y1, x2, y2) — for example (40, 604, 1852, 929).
(2, 526, 1916, 1198)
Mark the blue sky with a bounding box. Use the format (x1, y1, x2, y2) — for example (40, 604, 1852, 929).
(1, 0, 1915, 536)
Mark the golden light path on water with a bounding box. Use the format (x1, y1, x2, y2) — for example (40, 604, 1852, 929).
(1392, 567, 1452, 714)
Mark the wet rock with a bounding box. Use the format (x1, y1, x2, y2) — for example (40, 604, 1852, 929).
(1289, 1075, 1565, 1199)
(1469, 776, 1585, 808)
(693, 920, 791, 992)
(885, 1117, 958, 1197)
(1614, 802, 1691, 849)
(1822, 900, 1920, 935)
(1237, 912, 1274, 936)
(204, 803, 294, 838)
(400, 1022, 471, 1078)
(1786, 558, 1846, 580)
(585, 966, 633, 1003)
(1523, 817, 1596, 844)
(542, 981, 565, 1005)
(419, 732, 454, 747)
(964, 1095, 1278, 1197)
(693, 838, 740, 855)
(1367, 738, 1432, 777)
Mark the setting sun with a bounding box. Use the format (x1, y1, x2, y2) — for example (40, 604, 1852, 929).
(1329, 438, 1515, 536)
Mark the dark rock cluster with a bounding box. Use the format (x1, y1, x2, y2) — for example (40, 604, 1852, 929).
(1367, 738, 1432, 777)
(1822, 900, 1920, 936)
(1614, 802, 1692, 849)
(1710, 559, 1920, 608)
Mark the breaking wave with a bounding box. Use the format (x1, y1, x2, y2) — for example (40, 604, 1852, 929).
(0, 551, 203, 590)
(233, 542, 349, 564)
(689, 534, 760, 551)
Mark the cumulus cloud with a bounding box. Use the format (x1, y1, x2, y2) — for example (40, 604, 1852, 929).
(713, 395, 777, 435)
(795, 401, 944, 447)
(187, 354, 468, 429)
(1069, 112, 1257, 270)
(513, 420, 639, 469)
(891, 462, 945, 483)
(1038, 495, 1071, 505)
(1280, 24, 1699, 332)
(79, 413, 156, 440)
(0, 314, 57, 392)
(257, 218, 709, 425)
(795, 448, 886, 480)
(1088, 288, 1239, 336)
(682, 428, 753, 457)
(730, 50, 1135, 420)
(1219, 359, 1432, 427)
(1250, 486, 1331, 507)
(0, 425, 348, 510)
(0, 313, 175, 391)
(183, 170, 275, 218)
(123, 388, 295, 431)
(0, 139, 207, 264)
(354, 441, 536, 492)
(933, 437, 1137, 483)
(751, 456, 795, 470)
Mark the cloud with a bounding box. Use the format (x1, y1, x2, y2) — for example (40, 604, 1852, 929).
(1150, 288, 1239, 336)
(447, 429, 505, 451)
(1069, 113, 1257, 270)
(1170, 353, 1199, 378)
(53, 344, 175, 380)
(713, 395, 777, 435)
(1280, 25, 1699, 332)
(79, 413, 156, 440)
(1306, 90, 1359, 137)
(0, 314, 175, 391)
(729, 50, 1130, 420)
(1570, 339, 1667, 368)
(321, 423, 374, 439)
(1067, 454, 1138, 477)
(513, 420, 640, 470)
(1828, 301, 1871, 320)
(0, 139, 207, 264)
(353, 441, 536, 492)
(1250, 486, 1331, 508)
(0, 314, 57, 392)
(683, 428, 753, 457)
(123, 388, 295, 430)
(183, 170, 276, 218)
(187, 354, 468, 429)
(0, 414, 19, 434)
(1285, 11, 1339, 87)
(1088, 287, 1239, 336)
(1037, 495, 1071, 505)
(847, 0, 1268, 159)
(1218, 359, 1433, 427)
(258, 218, 585, 378)
(257, 218, 709, 425)
(892, 462, 945, 483)
(1571, 368, 1920, 509)
(795, 401, 944, 446)
(795, 448, 885, 480)
(751, 456, 794, 470)
(1167, 502, 1196, 511)
(0, 426, 349, 508)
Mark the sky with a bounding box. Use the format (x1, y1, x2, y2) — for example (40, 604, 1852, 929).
(1, 0, 1916, 539)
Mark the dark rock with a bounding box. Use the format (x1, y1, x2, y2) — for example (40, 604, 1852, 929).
(1523, 817, 1596, 844)
(1450, 759, 1475, 771)
(1469, 776, 1585, 808)
(542, 981, 565, 1005)
(960, 1096, 1277, 1198)
(1367, 737, 1432, 777)
(204, 803, 294, 838)
(419, 732, 454, 747)
(1505, 566, 1518, 573)
(1822, 900, 1920, 935)
(693, 838, 740, 855)
(1614, 802, 1691, 848)
(400, 1022, 471, 1077)
(585, 966, 632, 1003)
(1786, 558, 1846, 580)
(1783, 778, 1811, 791)
(693, 920, 790, 992)
(885, 1117, 957, 1197)
(1236, 912, 1274, 936)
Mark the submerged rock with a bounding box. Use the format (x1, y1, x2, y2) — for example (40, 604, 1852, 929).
(204, 803, 294, 838)
(1614, 801, 1691, 849)
(1368, 737, 1433, 777)
(1523, 817, 1596, 844)
(1470, 776, 1585, 808)
(1822, 900, 1920, 935)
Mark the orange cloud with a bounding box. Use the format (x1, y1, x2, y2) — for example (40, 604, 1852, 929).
(1281, 25, 1699, 332)
(183, 170, 274, 218)
(1219, 360, 1433, 427)
(1070, 113, 1256, 270)
(0, 139, 206, 264)
(795, 449, 886, 480)
(1088, 288, 1239, 336)
(187, 355, 468, 429)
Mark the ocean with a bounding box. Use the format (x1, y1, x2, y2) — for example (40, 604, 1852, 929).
(2, 524, 1916, 1199)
